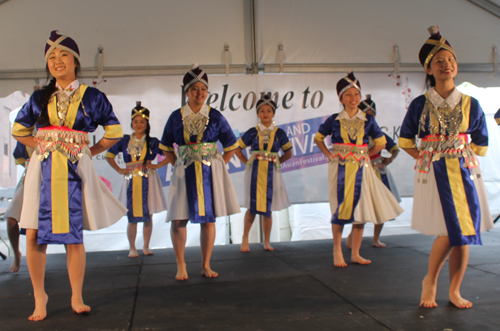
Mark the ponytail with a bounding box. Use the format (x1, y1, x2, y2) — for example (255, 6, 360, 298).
(36, 77, 57, 127)
(143, 122, 151, 167)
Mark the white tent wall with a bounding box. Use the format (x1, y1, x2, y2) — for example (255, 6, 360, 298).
(257, 0, 500, 66)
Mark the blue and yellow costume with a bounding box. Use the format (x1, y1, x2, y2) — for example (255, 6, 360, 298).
(315, 110, 403, 225)
(399, 88, 492, 246)
(106, 135, 167, 223)
(494, 108, 500, 125)
(239, 124, 292, 217)
(160, 103, 240, 223)
(12, 81, 127, 244)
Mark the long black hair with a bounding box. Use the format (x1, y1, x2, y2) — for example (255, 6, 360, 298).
(425, 73, 436, 90)
(131, 102, 151, 167)
(36, 58, 81, 127)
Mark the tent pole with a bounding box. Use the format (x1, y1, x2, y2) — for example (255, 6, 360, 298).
(250, 0, 258, 75)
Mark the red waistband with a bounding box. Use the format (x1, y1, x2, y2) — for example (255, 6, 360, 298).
(370, 153, 381, 160)
(38, 125, 87, 134)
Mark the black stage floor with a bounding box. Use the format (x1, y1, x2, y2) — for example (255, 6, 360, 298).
(1, 228, 500, 331)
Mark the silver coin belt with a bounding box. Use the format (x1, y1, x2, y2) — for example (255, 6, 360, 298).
(417, 134, 478, 174)
(177, 142, 222, 168)
(247, 151, 281, 169)
(330, 144, 370, 168)
(35, 128, 91, 163)
(124, 160, 151, 180)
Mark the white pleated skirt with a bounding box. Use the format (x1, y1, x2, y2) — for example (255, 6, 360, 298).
(385, 168, 402, 203)
(243, 164, 291, 212)
(166, 158, 241, 222)
(117, 169, 167, 215)
(20, 152, 127, 231)
(328, 162, 404, 225)
(4, 180, 25, 222)
(412, 164, 494, 236)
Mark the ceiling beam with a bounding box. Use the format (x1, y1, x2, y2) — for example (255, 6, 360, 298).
(468, 0, 500, 18)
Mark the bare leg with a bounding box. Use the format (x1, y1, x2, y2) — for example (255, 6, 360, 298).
(240, 210, 256, 252)
(420, 236, 452, 308)
(171, 220, 188, 280)
(7, 218, 22, 272)
(200, 222, 218, 278)
(142, 217, 154, 255)
(66, 244, 90, 314)
(262, 215, 274, 251)
(373, 223, 387, 248)
(448, 245, 472, 308)
(26, 229, 48, 322)
(351, 224, 371, 265)
(332, 224, 347, 267)
(346, 230, 353, 249)
(127, 223, 139, 258)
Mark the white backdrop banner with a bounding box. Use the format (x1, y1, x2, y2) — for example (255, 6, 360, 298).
(76, 72, 500, 206)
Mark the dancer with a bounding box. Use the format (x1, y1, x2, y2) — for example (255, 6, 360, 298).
(12, 30, 126, 321)
(235, 94, 293, 252)
(160, 64, 240, 280)
(399, 26, 493, 309)
(314, 72, 403, 267)
(4, 142, 32, 272)
(106, 102, 169, 258)
(346, 95, 401, 248)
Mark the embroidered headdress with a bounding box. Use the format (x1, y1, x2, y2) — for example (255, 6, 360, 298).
(359, 94, 376, 115)
(183, 63, 209, 91)
(418, 25, 456, 69)
(336, 71, 361, 97)
(131, 101, 150, 120)
(256, 93, 277, 114)
(44, 30, 80, 62)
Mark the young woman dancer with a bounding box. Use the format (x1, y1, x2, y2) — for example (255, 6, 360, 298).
(235, 94, 293, 252)
(12, 30, 126, 321)
(399, 26, 493, 309)
(314, 72, 403, 267)
(106, 102, 169, 258)
(160, 64, 240, 280)
(4, 142, 32, 272)
(346, 95, 401, 248)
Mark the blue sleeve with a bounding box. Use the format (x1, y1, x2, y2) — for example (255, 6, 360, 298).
(366, 115, 384, 140)
(277, 128, 292, 152)
(495, 108, 500, 125)
(384, 133, 397, 151)
(469, 98, 488, 148)
(317, 115, 335, 138)
(12, 92, 41, 137)
(213, 110, 238, 151)
(238, 128, 257, 149)
(106, 135, 125, 157)
(399, 96, 425, 148)
(160, 111, 177, 152)
(86, 89, 123, 139)
(150, 138, 164, 156)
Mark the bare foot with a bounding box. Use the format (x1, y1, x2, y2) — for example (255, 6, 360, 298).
(373, 240, 387, 248)
(450, 291, 473, 309)
(264, 243, 274, 251)
(351, 256, 372, 265)
(175, 264, 188, 280)
(346, 233, 353, 249)
(201, 267, 219, 278)
(143, 248, 154, 256)
(71, 297, 91, 314)
(334, 249, 347, 267)
(420, 275, 438, 308)
(10, 251, 22, 272)
(28, 293, 48, 322)
(128, 249, 139, 258)
(240, 238, 250, 252)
